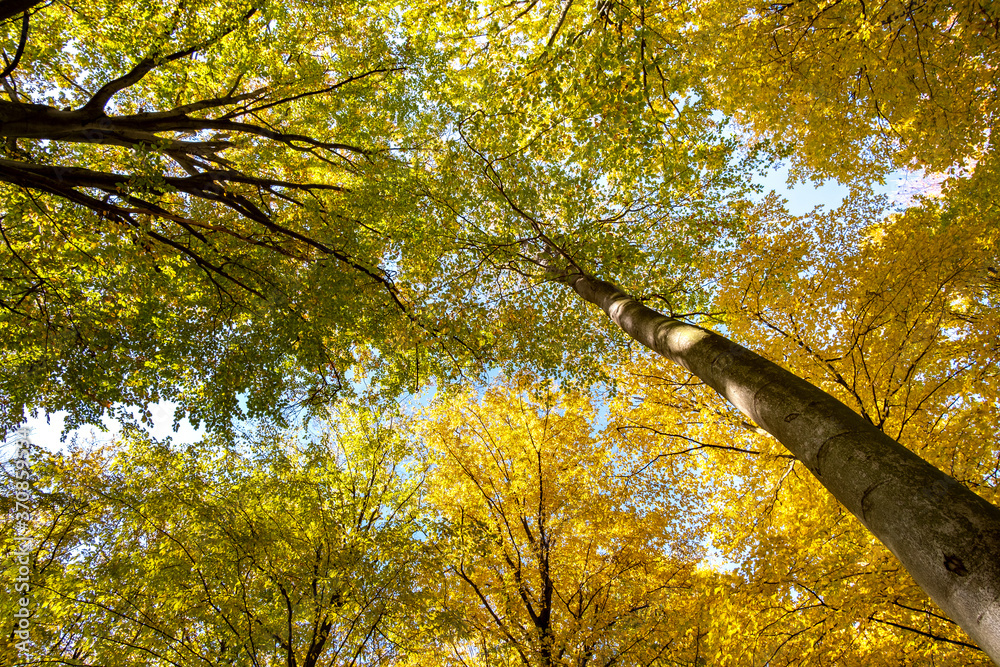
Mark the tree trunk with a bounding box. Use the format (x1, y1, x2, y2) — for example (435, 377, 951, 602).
(0, 0, 44, 23)
(560, 270, 1000, 662)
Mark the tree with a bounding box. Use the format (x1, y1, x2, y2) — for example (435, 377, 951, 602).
(0, 408, 429, 666)
(531, 242, 1000, 659)
(0, 0, 754, 433)
(414, 381, 709, 665)
(688, 0, 1000, 177)
(607, 358, 992, 664)
(399, 3, 1000, 652)
(0, 0, 457, 433)
(503, 177, 999, 658)
(4, 0, 1000, 659)
(606, 186, 999, 662)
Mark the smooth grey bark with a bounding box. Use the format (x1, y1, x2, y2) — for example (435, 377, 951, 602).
(560, 270, 1000, 661)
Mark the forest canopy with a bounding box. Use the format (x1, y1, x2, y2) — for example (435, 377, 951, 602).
(1, 0, 999, 664)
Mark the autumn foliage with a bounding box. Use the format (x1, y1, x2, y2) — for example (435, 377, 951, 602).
(2, 0, 1000, 663)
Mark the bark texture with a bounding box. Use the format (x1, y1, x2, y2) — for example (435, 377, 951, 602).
(562, 270, 1000, 662)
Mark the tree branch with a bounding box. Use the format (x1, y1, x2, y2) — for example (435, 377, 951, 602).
(868, 615, 984, 651)
(0, 10, 29, 78)
(0, 0, 44, 24)
(80, 8, 257, 113)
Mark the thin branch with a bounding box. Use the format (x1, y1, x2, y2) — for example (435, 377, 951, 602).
(544, 0, 574, 48)
(220, 66, 405, 119)
(0, 10, 28, 78)
(869, 615, 984, 651)
(80, 9, 257, 112)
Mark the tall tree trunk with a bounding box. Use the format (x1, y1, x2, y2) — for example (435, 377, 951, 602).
(559, 270, 1000, 661)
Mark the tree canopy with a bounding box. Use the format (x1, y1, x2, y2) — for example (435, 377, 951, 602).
(2, 0, 1000, 662)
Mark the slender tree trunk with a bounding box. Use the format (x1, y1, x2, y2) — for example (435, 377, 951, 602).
(560, 270, 1000, 662)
